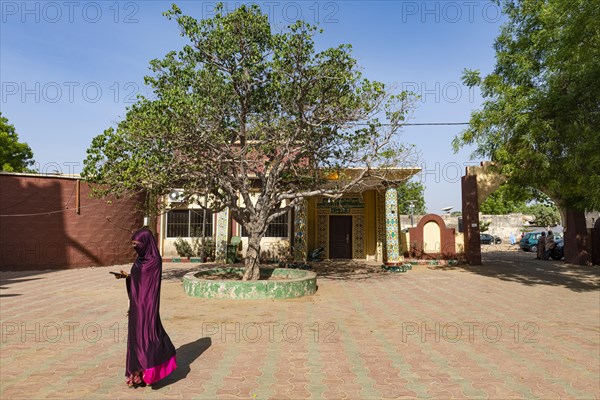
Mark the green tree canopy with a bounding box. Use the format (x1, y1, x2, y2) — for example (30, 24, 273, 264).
(480, 183, 563, 228)
(480, 183, 530, 214)
(527, 203, 561, 226)
(454, 0, 600, 211)
(397, 181, 426, 214)
(83, 3, 417, 280)
(0, 113, 34, 172)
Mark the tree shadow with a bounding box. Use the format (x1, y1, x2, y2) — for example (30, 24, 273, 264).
(162, 262, 279, 281)
(151, 337, 212, 389)
(0, 271, 50, 297)
(311, 260, 392, 281)
(259, 268, 274, 279)
(162, 263, 216, 281)
(164, 259, 394, 281)
(432, 249, 600, 292)
(1, 176, 143, 272)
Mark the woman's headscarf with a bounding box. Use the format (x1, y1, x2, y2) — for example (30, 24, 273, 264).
(132, 228, 160, 262)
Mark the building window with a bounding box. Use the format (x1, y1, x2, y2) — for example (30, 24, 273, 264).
(166, 209, 213, 238)
(241, 212, 290, 238)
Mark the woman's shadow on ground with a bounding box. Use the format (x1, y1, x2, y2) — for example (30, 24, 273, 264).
(151, 337, 212, 389)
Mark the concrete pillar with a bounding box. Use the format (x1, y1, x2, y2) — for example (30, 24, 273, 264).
(385, 187, 402, 264)
(376, 192, 386, 262)
(215, 208, 230, 263)
(293, 200, 308, 262)
(462, 175, 481, 265)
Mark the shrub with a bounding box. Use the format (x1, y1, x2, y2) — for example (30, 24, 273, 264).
(174, 238, 194, 257)
(173, 234, 216, 260)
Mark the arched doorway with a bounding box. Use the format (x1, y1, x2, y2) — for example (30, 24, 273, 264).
(408, 214, 456, 259)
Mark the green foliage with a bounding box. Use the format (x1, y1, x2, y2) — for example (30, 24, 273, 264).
(196, 237, 215, 260)
(397, 181, 426, 214)
(479, 221, 492, 232)
(82, 3, 416, 277)
(480, 184, 529, 214)
(481, 184, 563, 228)
(173, 238, 194, 258)
(0, 113, 34, 172)
(174, 235, 215, 259)
(527, 203, 561, 226)
(454, 0, 600, 211)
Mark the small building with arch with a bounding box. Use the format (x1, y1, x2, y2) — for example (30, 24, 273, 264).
(157, 167, 468, 265)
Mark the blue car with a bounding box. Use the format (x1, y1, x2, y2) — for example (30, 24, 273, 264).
(520, 232, 544, 252)
(520, 232, 564, 259)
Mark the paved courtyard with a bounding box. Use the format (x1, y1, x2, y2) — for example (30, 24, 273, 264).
(1, 246, 599, 399)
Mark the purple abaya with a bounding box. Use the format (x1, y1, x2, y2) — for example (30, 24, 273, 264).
(126, 228, 177, 385)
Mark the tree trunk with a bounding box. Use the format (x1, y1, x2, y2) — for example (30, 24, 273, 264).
(243, 234, 261, 280)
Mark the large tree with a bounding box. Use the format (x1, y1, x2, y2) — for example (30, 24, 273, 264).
(397, 181, 426, 215)
(0, 113, 34, 172)
(453, 0, 600, 211)
(479, 183, 530, 214)
(83, 4, 416, 280)
(527, 203, 561, 227)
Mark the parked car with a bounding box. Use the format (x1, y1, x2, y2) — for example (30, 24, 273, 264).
(520, 231, 563, 253)
(520, 232, 543, 252)
(480, 233, 502, 245)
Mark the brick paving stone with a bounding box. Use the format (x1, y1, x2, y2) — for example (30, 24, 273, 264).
(215, 387, 242, 396)
(1, 253, 599, 399)
(322, 390, 350, 399)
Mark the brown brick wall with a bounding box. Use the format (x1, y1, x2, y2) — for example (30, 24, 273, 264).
(461, 174, 482, 265)
(0, 174, 144, 270)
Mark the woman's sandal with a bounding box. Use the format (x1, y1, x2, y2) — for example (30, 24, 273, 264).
(126, 373, 146, 388)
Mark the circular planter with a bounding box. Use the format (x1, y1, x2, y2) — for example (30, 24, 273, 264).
(182, 267, 317, 300)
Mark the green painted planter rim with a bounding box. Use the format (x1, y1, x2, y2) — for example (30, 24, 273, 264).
(182, 267, 317, 300)
(184, 267, 317, 284)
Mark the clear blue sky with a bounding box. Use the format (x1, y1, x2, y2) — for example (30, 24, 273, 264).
(1, 1, 504, 213)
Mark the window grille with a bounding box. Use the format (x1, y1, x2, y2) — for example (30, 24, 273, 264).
(240, 212, 289, 238)
(166, 210, 213, 238)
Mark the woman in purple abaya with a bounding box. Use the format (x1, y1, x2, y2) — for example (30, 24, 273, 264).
(125, 227, 177, 387)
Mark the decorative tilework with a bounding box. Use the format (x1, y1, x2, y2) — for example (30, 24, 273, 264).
(316, 195, 367, 260)
(215, 208, 229, 262)
(293, 200, 308, 262)
(317, 196, 364, 215)
(385, 187, 402, 264)
(376, 192, 386, 262)
(353, 215, 365, 259)
(317, 215, 329, 259)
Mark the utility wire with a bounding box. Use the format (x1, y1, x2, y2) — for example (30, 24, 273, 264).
(0, 203, 97, 217)
(403, 122, 469, 126)
(1, 121, 469, 217)
(350, 122, 469, 126)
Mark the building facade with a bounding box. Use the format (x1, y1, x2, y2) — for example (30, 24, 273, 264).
(158, 169, 422, 264)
